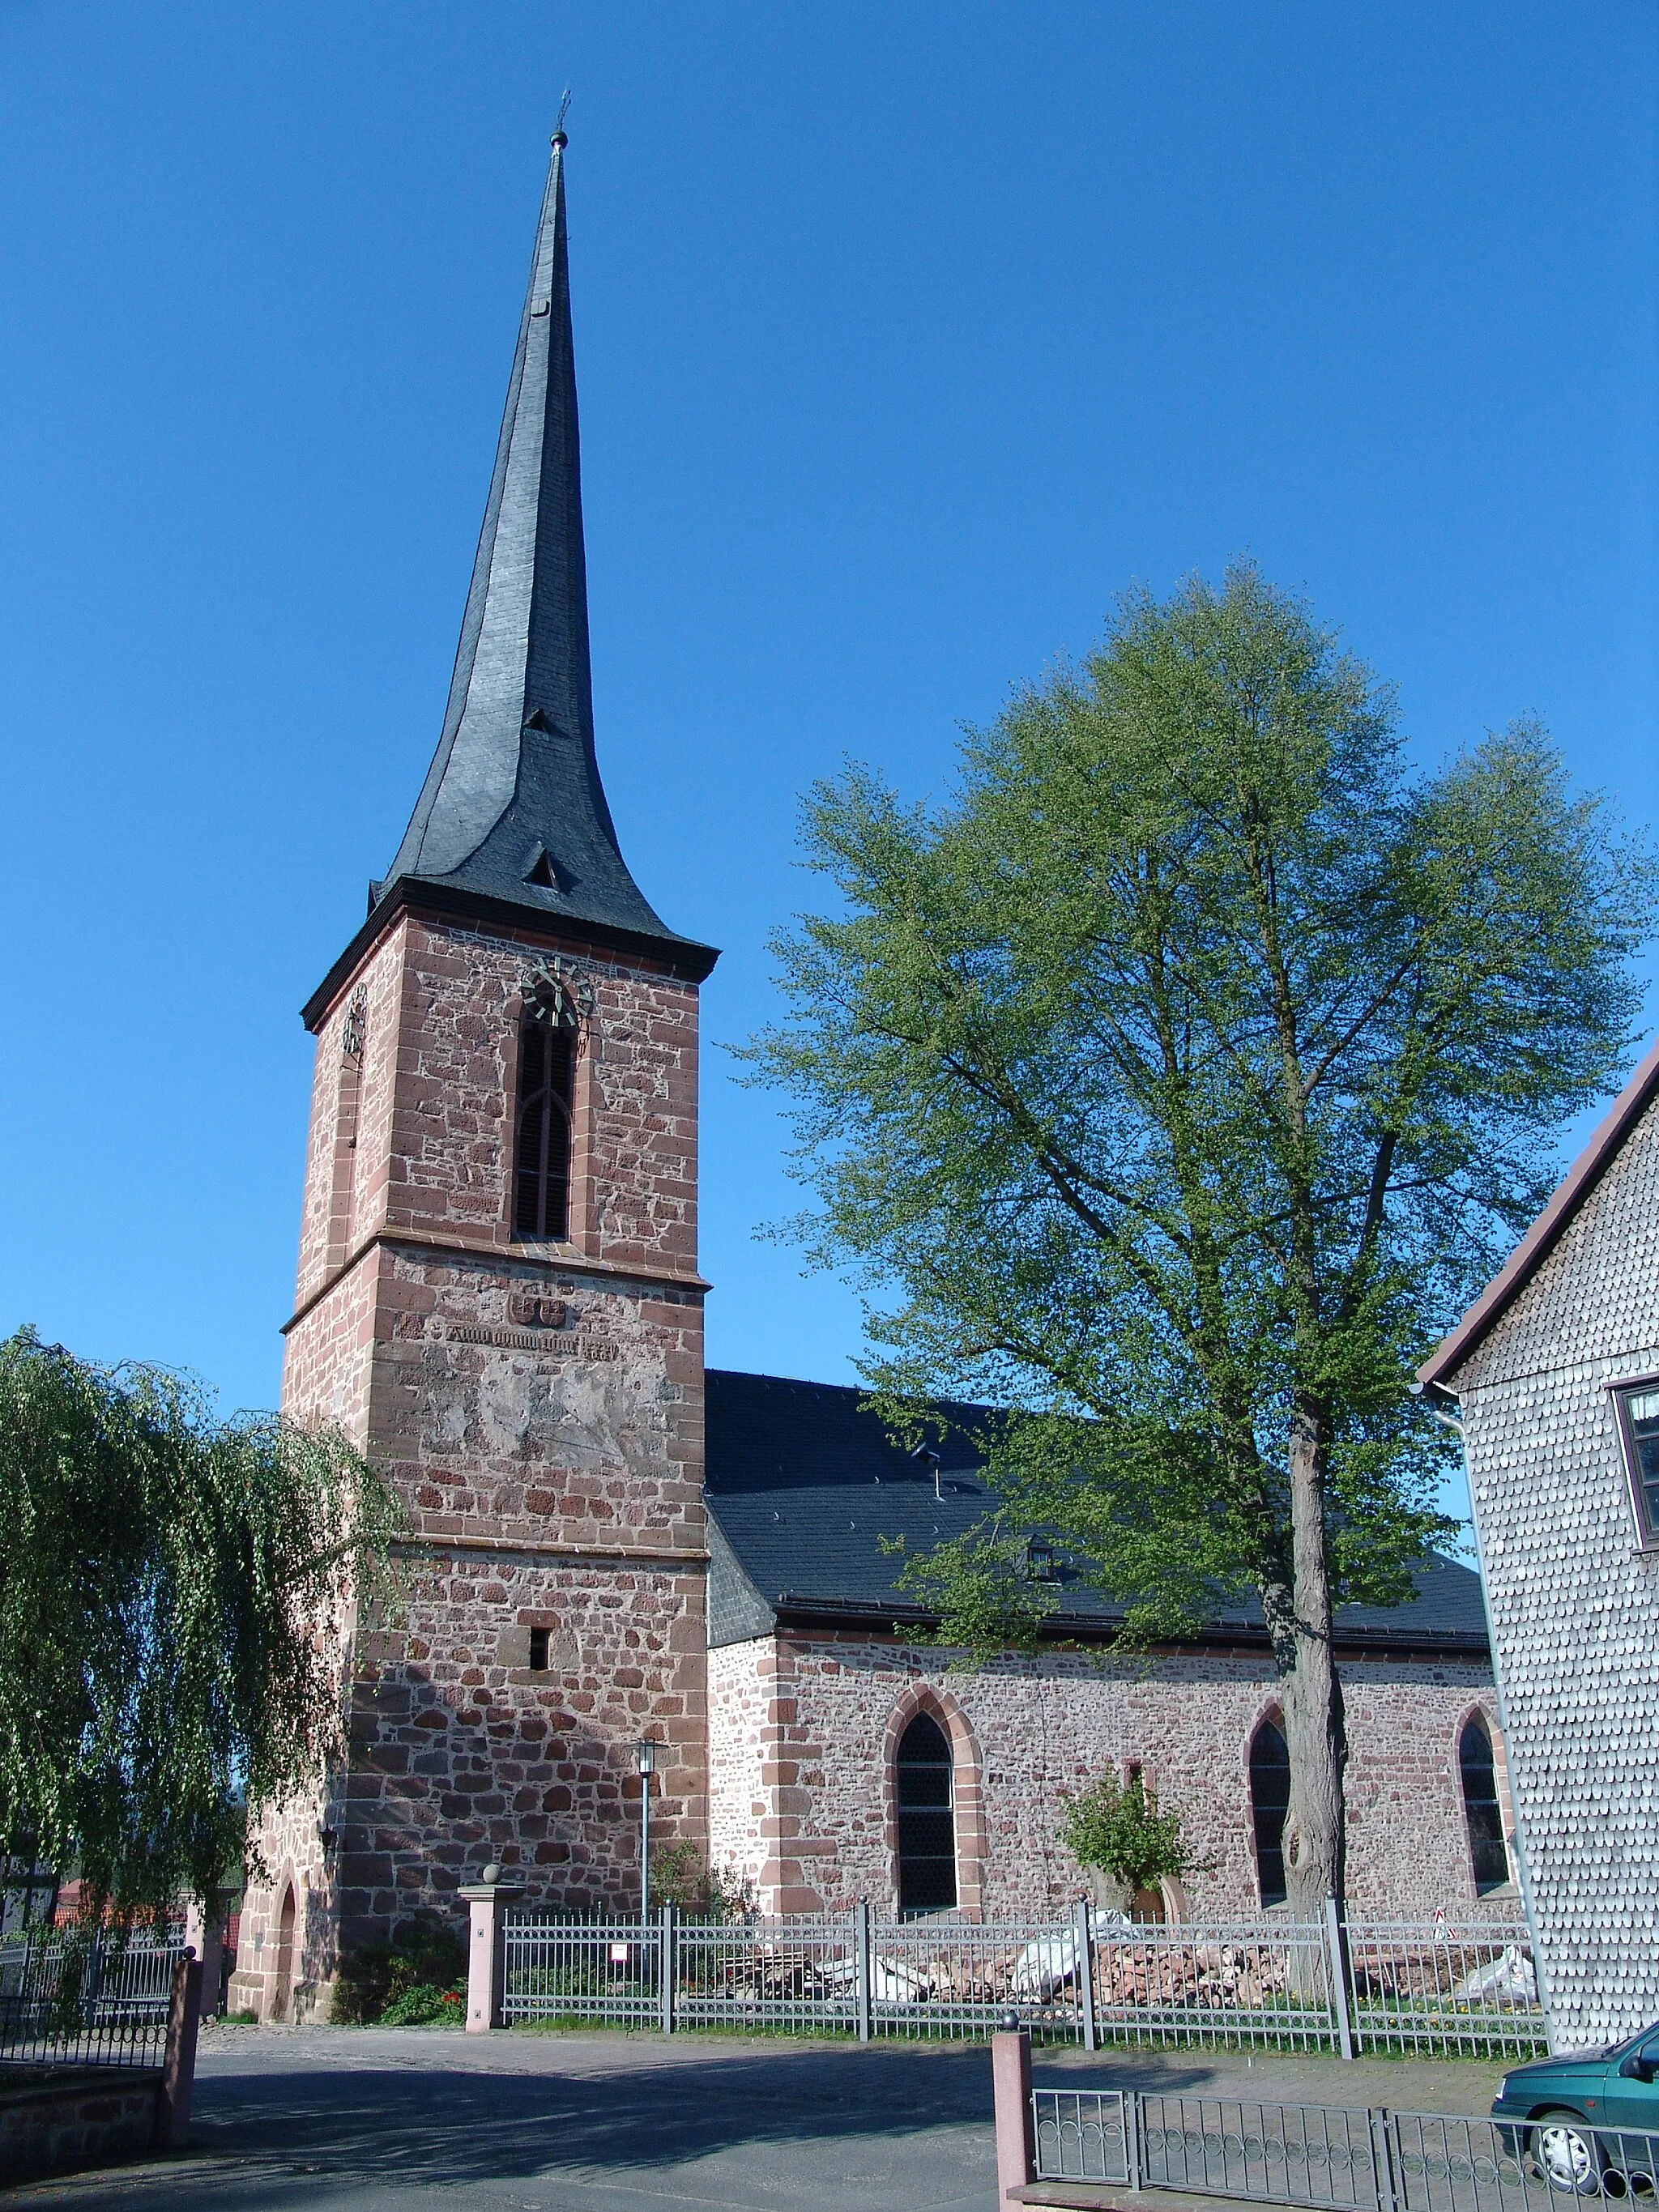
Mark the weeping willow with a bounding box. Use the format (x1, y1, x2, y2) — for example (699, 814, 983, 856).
(0, 1326, 403, 1921)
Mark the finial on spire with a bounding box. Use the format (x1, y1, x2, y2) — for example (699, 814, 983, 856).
(552, 87, 571, 149)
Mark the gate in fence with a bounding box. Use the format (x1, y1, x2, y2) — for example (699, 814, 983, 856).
(1029, 2086, 1659, 2212)
(495, 1899, 1547, 2056)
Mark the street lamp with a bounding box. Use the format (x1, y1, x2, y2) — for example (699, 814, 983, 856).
(635, 1738, 659, 1923)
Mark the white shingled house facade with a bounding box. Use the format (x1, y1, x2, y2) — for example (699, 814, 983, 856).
(1420, 1035, 1659, 2052)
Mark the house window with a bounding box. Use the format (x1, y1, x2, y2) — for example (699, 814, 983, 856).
(1460, 1715, 1510, 1894)
(514, 1017, 575, 1240)
(528, 1627, 550, 1673)
(1614, 1383, 1659, 1545)
(1249, 1719, 1291, 1908)
(896, 1712, 957, 1915)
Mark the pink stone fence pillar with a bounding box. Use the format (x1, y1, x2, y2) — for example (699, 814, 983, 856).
(156, 1949, 203, 2150)
(183, 1898, 224, 2022)
(992, 2025, 1035, 2210)
(461, 1879, 522, 2033)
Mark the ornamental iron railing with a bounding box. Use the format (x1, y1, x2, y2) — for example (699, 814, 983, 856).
(497, 1899, 1546, 2055)
(1032, 2089, 1659, 2212)
(1345, 1920, 1544, 2060)
(0, 1924, 185, 2069)
(498, 1916, 667, 2029)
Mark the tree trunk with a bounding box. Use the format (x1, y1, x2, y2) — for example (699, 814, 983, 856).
(1278, 1408, 1348, 1926)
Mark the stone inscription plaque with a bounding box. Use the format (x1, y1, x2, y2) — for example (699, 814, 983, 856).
(437, 1323, 618, 1362)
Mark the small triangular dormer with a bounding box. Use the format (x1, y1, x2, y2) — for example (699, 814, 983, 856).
(525, 845, 565, 893)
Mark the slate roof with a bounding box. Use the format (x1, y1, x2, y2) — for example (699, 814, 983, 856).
(305, 134, 715, 1028)
(704, 1369, 1491, 1656)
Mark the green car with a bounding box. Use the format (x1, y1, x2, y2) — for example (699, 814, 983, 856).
(1492, 2025, 1659, 2193)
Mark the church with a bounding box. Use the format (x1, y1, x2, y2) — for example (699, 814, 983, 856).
(232, 137, 1510, 2020)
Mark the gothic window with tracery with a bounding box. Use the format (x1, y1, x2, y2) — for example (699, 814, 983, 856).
(896, 1711, 957, 1915)
(1460, 1714, 1510, 1894)
(514, 1015, 575, 1239)
(1249, 1717, 1291, 1907)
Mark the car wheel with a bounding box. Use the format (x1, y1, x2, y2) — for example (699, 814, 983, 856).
(1530, 2113, 1603, 2196)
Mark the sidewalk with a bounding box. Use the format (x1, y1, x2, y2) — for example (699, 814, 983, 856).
(1034, 2040, 1510, 2113)
(3, 2022, 1510, 2211)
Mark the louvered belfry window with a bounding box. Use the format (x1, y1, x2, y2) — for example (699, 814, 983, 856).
(514, 1015, 575, 1240)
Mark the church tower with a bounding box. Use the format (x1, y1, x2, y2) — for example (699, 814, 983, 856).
(235, 134, 717, 2018)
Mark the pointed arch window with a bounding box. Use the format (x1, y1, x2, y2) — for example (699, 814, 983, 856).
(514, 1015, 575, 1240)
(1460, 1715, 1510, 1894)
(1249, 1718, 1291, 1908)
(896, 1712, 957, 1916)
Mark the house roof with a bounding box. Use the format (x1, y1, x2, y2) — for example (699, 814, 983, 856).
(305, 134, 716, 1029)
(1418, 1032, 1659, 1392)
(704, 1369, 1491, 1654)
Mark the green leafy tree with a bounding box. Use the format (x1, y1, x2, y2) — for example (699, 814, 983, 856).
(744, 562, 1654, 1917)
(0, 1326, 403, 1924)
(1058, 1770, 1207, 1900)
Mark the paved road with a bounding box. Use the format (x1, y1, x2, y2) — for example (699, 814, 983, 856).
(6, 2025, 1511, 2212)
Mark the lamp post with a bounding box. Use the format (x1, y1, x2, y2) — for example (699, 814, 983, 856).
(635, 1738, 659, 1923)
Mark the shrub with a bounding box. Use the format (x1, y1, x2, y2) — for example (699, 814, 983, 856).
(1058, 1771, 1209, 1895)
(378, 1980, 466, 2027)
(331, 1911, 467, 2025)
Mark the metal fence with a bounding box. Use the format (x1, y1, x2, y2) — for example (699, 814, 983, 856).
(497, 1901, 1546, 2055)
(1094, 1920, 1338, 2052)
(1346, 1920, 1545, 2060)
(1032, 2090, 1659, 2212)
(675, 1912, 859, 2035)
(500, 1916, 667, 2029)
(0, 1924, 184, 2069)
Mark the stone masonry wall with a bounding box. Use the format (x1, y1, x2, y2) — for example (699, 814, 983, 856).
(1450, 1093, 1659, 2048)
(253, 907, 710, 2010)
(0, 2068, 164, 2183)
(708, 1637, 780, 1895)
(294, 923, 408, 1309)
(382, 915, 701, 1281)
(708, 1631, 1507, 1922)
(344, 1552, 706, 1925)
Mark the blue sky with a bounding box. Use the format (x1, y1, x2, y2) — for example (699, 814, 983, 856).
(1, 3, 1655, 1473)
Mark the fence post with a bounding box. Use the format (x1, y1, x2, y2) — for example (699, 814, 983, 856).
(1371, 2108, 1398, 2212)
(855, 1898, 872, 2044)
(1324, 1895, 1355, 2061)
(459, 1876, 522, 2032)
(156, 1948, 203, 2150)
(992, 2022, 1035, 2207)
(660, 1902, 676, 2035)
(184, 1896, 223, 2022)
(1073, 1895, 1098, 2052)
(1127, 2089, 1143, 2192)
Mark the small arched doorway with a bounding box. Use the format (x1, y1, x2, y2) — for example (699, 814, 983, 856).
(1459, 1714, 1510, 1893)
(271, 1884, 296, 2022)
(1249, 1719, 1291, 1907)
(896, 1711, 957, 1915)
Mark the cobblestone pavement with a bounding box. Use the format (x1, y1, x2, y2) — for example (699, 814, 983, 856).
(5, 2024, 1511, 2212)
